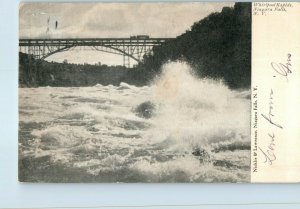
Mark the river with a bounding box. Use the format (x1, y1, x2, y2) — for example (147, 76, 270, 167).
(19, 62, 251, 182)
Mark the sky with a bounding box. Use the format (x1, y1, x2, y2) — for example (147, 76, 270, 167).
(19, 2, 234, 65)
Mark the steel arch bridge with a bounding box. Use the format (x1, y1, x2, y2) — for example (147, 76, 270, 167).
(19, 37, 174, 67)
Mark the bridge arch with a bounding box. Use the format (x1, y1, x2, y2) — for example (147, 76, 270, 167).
(40, 45, 140, 64)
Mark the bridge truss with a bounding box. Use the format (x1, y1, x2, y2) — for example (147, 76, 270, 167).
(19, 38, 173, 68)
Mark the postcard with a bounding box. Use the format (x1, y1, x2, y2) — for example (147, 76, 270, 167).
(18, 2, 300, 183)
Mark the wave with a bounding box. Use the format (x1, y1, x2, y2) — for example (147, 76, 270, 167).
(140, 61, 250, 153)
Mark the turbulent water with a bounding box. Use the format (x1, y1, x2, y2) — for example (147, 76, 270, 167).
(19, 62, 251, 182)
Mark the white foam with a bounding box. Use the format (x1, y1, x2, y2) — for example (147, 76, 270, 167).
(143, 61, 250, 151)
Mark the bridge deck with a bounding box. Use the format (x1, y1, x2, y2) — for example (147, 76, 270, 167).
(19, 38, 174, 46)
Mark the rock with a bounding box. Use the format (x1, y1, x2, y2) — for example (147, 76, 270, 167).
(213, 160, 239, 169)
(134, 101, 156, 119)
(192, 147, 211, 163)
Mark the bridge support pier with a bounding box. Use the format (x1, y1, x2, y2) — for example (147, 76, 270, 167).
(123, 55, 130, 68)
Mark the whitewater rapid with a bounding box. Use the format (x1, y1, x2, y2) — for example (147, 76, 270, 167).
(19, 62, 251, 182)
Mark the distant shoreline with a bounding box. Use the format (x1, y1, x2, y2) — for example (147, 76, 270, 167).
(19, 52, 152, 88)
